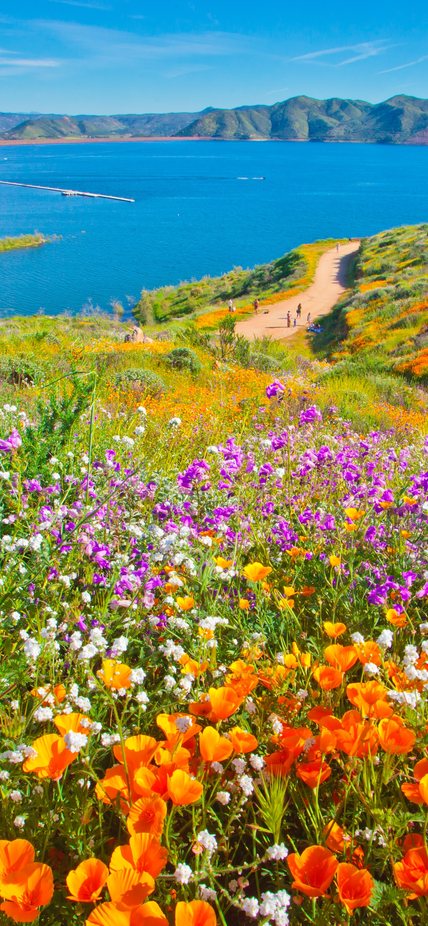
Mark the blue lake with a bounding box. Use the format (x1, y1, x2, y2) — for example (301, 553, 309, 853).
(0, 139, 427, 317)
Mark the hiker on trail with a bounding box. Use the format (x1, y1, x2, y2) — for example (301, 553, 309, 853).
(228, 299, 236, 313)
(336, 242, 340, 252)
(307, 312, 311, 325)
(297, 304, 302, 320)
(287, 311, 291, 328)
(254, 298, 259, 314)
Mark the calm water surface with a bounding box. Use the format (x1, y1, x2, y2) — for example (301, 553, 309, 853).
(0, 140, 427, 316)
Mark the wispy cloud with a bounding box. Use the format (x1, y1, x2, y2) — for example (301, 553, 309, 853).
(379, 55, 428, 73)
(0, 56, 59, 66)
(293, 41, 393, 67)
(263, 86, 289, 96)
(48, 0, 112, 8)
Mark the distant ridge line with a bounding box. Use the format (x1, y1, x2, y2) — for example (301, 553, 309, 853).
(1, 95, 428, 145)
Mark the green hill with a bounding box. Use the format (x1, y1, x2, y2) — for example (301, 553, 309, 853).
(3, 96, 428, 143)
(313, 224, 428, 381)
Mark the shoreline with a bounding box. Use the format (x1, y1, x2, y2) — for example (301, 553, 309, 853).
(1, 135, 427, 148)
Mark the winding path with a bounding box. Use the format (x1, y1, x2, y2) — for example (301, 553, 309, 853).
(235, 241, 360, 341)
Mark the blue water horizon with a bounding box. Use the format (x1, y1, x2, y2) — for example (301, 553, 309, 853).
(0, 139, 427, 317)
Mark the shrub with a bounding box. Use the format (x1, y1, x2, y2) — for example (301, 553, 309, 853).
(166, 348, 201, 375)
(114, 368, 167, 395)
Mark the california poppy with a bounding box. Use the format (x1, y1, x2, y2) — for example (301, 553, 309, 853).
(95, 767, 130, 810)
(22, 734, 76, 780)
(106, 869, 155, 907)
(199, 727, 233, 763)
(156, 714, 201, 751)
(97, 660, 132, 690)
(86, 902, 168, 926)
(113, 736, 158, 772)
(378, 718, 416, 755)
(324, 822, 346, 853)
(66, 858, 109, 902)
(386, 608, 408, 627)
(175, 900, 217, 926)
(346, 682, 389, 718)
(296, 759, 331, 789)
(109, 834, 168, 879)
(337, 863, 373, 912)
(127, 796, 167, 839)
(323, 623, 346, 638)
(265, 747, 295, 777)
(329, 555, 341, 567)
(0, 861, 54, 923)
(313, 665, 343, 690)
(394, 846, 428, 897)
(54, 713, 91, 737)
(239, 599, 250, 610)
(335, 711, 379, 758)
(0, 841, 35, 883)
(243, 563, 272, 582)
(31, 684, 65, 705)
(208, 687, 244, 720)
(176, 597, 195, 611)
(167, 770, 203, 805)
(228, 727, 258, 754)
(401, 759, 428, 805)
(354, 641, 381, 667)
(324, 645, 358, 673)
(287, 846, 338, 897)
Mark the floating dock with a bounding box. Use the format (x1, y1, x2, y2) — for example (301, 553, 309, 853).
(0, 180, 134, 202)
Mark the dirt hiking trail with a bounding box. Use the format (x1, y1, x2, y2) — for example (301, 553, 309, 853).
(235, 241, 360, 342)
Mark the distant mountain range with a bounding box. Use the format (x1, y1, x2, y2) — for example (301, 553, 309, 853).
(2, 95, 428, 144)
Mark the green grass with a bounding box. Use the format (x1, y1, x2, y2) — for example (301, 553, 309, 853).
(0, 233, 47, 252)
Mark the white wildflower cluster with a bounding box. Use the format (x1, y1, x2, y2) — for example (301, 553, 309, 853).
(110, 636, 129, 657)
(196, 830, 217, 855)
(259, 890, 291, 925)
(174, 863, 193, 885)
(159, 641, 186, 661)
(270, 715, 283, 736)
(199, 616, 229, 631)
(350, 632, 365, 645)
(34, 706, 54, 723)
(388, 690, 421, 708)
(63, 731, 88, 754)
(100, 732, 121, 747)
(175, 716, 194, 734)
(402, 644, 428, 682)
(238, 774, 254, 797)
(266, 843, 288, 861)
(22, 636, 41, 663)
(356, 826, 386, 847)
(242, 897, 260, 918)
(216, 791, 231, 805)
(249, 754, 264, 771)
(199, 885, 217, 901)
(245, 697, 256, 715)
(377, 629, 394, 649)
(363, 662, 379, 677)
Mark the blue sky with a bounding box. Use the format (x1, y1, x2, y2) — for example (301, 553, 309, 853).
(1, 0, 428, 114)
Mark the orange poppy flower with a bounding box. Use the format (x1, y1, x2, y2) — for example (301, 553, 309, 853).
(296, 758, 331, 789)
(401, 759, 428, 805)
(95, 767, 130, 810)
(31, 684, 66, 705)
(0, 862, 54, 924)
(176, 597, 195, 611)
(167, 770, 203, 805)
(106, 869, 155, 907)
(354, 641, 381, 667)
(313, 665, 343, 690)
(113, 736, 159, 772)
(324, 822, 346, 853)
(301, 586, 315, 597)
(109, 834, 168, 879)
(386, 608, 408, 627)
(346, 681, 389, 718)
(127, 796, 167, 839)
(22, 734, 76, 780)
(208, 687, 244, 720)
(335, 711, 379, 758)
(179, 656, 208, 679)
(378, 718, 416, 755)
(239, 599, 250, 610)
(199, 727, 233, 763)
(214, 557, 233, 569)
(264, 747, 295, 777)
(54, 713, 91, 737)
(278, 725, 312, 757)
(175, 900, 217, 926)
(329, 555, 341, 567)
(394, 846, 428, 898)
(287, 846, 338, 897)
(97, 660, 132, 690)
(243, 563, 272, 582)
(66, 858, 109, 902)
(324, 645, 358, 673)
(156, 715, 201, 751)
(399, 834, 425, 852)
(307, 707, 333, 724)
(228, 727, 258, 754)
(226, 661, 259, 696)
(337, 863, 373, 913)
(323, 622, 346, 638)
(0, 841, 35, 884)
(86, 901, 167, 926)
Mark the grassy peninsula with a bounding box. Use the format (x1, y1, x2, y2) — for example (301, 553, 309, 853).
(0, 232, 47, 252)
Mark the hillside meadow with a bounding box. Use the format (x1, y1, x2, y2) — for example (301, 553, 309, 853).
(1, 226, 428, 926)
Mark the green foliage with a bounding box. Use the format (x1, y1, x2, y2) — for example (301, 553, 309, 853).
(22, 371, 95, 477)
(0, 233, 47, 252)
(113, 367, 167, 395)
(165, 347, 201, 375)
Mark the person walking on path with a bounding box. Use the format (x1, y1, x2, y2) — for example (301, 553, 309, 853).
(336, 242, 340, 252)
(253, 298, 259, 314)
(228, 299, 236, 313)
(287, 311, 291, 328)
(306, 312, 311, 326)
(296, 304, 302, 321)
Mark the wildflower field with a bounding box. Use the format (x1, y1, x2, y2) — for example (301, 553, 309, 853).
(2, 227, 428, 926)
